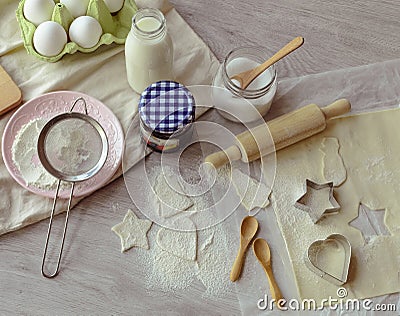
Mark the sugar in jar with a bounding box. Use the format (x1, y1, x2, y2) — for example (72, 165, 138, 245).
(125, 8, 174, 94)
(213, 46, 277, 123)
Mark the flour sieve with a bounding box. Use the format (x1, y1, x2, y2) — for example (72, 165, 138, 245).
(38, 97, 108, 278)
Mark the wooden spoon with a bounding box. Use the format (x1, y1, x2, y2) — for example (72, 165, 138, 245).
(231, 36, 304, 89)
(253, 238, 285, 309)
(230, 216, 259, 282)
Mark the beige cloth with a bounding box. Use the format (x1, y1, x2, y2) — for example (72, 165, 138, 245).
(0, 1, 219, 235)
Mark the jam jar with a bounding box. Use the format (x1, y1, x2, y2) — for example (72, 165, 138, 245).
(139, 81, 195, 152)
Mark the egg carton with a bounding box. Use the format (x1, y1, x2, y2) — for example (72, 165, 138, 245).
(16, 0, 138, 62)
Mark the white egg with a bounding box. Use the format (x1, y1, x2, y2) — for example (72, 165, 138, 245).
(60, 0, 90, 18)
(69, 16, 103, 49)
(103, 0, 124, 13)
(23, 0, 54, 26)
(33, 21, 67, 57)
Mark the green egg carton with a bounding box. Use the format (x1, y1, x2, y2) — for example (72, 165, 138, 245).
(16, 0, 138, 62)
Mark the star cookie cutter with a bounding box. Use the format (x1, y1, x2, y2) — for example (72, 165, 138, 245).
(304, 234, 351, 286)
(295, 179, 340, 224)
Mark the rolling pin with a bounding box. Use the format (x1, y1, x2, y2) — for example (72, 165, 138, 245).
(204, 99, 351, 168)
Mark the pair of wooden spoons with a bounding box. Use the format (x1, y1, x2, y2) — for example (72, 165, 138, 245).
(230, 216, 284, 307)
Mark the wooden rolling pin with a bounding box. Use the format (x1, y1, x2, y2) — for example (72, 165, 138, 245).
(204, 99, 351, 168)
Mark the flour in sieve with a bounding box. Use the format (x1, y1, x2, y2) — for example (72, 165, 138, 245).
(44, 118, 99, 175)
(12, 117, 99, 190)
(56, 128, 91, 171)
(11, 118, 59, 190)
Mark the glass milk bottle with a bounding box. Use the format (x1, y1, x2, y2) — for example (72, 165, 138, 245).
(125, 8, 174, 93)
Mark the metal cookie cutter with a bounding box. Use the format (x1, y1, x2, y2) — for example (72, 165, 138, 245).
(304, 234, 351, 286)
(295, 179, 340, 224)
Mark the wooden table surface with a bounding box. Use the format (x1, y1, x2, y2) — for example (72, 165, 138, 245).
(1, 0, 399, 314)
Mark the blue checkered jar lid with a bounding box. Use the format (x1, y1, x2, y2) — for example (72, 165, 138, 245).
(139, 81, 195, 134)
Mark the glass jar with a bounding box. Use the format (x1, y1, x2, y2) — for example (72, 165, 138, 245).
(125, 8, 174, 94)
(213, 46, 277, 123)
(139, 81, 195, 153)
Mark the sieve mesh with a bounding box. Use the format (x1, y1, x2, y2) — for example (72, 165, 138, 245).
(43, 117, 103, 177)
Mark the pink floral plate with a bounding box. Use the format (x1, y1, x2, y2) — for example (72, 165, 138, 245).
(2, 91, 124, 198)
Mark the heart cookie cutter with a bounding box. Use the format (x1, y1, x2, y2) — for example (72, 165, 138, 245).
(295, 179, 340, 224)
(304, 234, 351, 286)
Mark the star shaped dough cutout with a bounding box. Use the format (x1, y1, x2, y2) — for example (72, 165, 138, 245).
(111, 209, 153, 252)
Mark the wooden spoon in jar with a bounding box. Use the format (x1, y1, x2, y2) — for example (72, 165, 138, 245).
(253, 238, 285, 309)
(231, 36, 304, 89)
(230, 216, 259, 282)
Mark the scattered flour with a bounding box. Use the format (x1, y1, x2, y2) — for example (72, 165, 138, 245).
(195, 225, 234, 297)
(11, 118, 59, 190)
(147, 241, 197, 292)
(156, 216, 197, 261)
(366, 156, 385, 169)
(121, 163, 268, 298)
(141, 222, 234, 298)
(127, 163, 247, 298)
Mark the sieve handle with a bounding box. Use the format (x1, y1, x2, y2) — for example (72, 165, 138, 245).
(41, 181, 75, 278)
(70, 97, 88, 114)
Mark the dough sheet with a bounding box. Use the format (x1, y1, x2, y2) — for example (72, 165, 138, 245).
(269, 108, 400, 301)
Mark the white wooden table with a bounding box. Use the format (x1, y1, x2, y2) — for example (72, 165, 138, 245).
(1, 0, 399, 314)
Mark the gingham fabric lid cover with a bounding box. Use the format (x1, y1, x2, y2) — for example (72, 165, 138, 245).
(139, 81, 195, 133)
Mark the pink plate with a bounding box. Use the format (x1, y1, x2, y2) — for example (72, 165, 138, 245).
(2, 91, 124, 198)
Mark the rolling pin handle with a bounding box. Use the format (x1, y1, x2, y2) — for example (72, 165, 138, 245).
(320, 99, 351, 119)
(204, 145, 241, 169)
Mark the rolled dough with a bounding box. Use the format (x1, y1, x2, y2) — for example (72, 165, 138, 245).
(266, 108, 400, 302)
(232, 169, 270, 211)
(153, 172, 194, 218)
